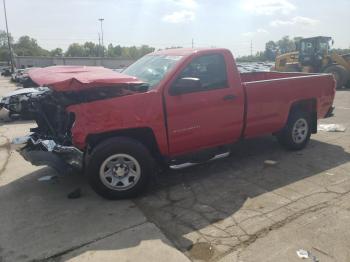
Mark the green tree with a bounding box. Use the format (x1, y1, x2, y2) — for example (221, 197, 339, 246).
(114, 45, 122, 56)
(65, 43, 85, 57)
(0, 30, 14, 61)
(277, 36, 296, 54)
(264, 41, 278, 60)
(107, 44, 115, 57)
(0, 30, 158, 60)
(139, 45, 155, 57)
(50, 48, 63, 56)
(331, 48, 350, 55)
(84, 42, 100, 57)
(0, 30, 13, 46)
(14, 35, 49, 56)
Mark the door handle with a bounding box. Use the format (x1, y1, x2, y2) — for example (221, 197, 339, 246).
(223, 94, 236, 101)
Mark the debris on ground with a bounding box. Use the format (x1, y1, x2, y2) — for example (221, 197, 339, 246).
(38, 175, 57, 182)
(264, 160, 278, 166)
(67, 188, 82, 199)
(318, 124, 346, 132)
(296, 249, 319, 261)
(296, 249, 309, 259)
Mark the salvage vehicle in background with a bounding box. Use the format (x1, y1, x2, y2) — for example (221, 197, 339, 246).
(16, 68, 39, 88)
(0, 88, 42, 120)
(11, 69, 25, 82)
(13, 48, 336, 199)
(274, 36, 350, 89)
(1, 67, 12, 77)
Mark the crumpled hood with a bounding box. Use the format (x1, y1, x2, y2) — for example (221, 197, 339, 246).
(28, 66, 143, 92)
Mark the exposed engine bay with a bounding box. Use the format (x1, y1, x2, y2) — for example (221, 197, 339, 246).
(19, 83, 149, 143)
(10, 65, 149, 173)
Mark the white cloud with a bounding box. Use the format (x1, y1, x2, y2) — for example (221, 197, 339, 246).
(173, 0, 198, 9)
(243, 28, 269, 37)
(257, 28, 268, 33)
(270, 16, 319, 27)
(162, 10, 195, 23)
(162, 0, 197, 23)
(241, 0, 296, 15)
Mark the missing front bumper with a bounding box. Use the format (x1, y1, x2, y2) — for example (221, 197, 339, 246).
(13, 135, 83, 174)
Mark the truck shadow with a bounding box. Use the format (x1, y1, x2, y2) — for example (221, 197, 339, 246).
(137, 136, 350, 259)
(1, 136, 350, 261)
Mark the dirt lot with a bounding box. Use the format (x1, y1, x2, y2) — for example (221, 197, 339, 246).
(1, 76, 350, 262)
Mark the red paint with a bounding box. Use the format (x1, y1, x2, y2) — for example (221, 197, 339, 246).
(31, 49, 336, 158)
(28, 66, 142, 92)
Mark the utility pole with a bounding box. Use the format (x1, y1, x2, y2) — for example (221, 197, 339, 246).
(2, 0, 14, 73)
(98, 33, 101, 57)
(98, 18, 104, 57)
(250, 40, 253, 57)
(191, 38, 194, 48)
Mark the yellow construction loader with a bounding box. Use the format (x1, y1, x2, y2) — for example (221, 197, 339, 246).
(274, 36, 350, 89)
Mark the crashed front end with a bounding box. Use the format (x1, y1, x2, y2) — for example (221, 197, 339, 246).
(12, 66, 147, 174)
(12, 88, 83, 173)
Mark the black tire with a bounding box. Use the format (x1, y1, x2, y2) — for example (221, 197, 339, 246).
(323, 65, 349, 89)
(277, 110, 311, 150)
(86, 137, 155, 200)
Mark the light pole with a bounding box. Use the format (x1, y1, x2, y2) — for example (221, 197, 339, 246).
(2, 0, 14, 72)
(98, 18, 104, 57)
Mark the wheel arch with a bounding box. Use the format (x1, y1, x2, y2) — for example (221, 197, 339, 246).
(86, 127, 165, 165)
(289, 99, 317, 133)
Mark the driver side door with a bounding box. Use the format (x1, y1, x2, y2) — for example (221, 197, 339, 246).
(164, 53, 243, 156)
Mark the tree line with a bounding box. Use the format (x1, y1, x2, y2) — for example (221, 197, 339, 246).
(0, 30, 155, 61)
(1, 31, 349, 63)
(237, 36, 350, 62)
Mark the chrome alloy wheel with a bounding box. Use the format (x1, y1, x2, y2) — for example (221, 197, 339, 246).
(292, 118, 309, 144)
(99, 154, 141, 191)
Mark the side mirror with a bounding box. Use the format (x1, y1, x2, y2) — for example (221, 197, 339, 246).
(170, 77, 201, 95)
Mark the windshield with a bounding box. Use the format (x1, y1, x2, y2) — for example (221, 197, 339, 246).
(318, 41, 330, 53)
(123, 55, 183, 89)
(300, 41, 314, 55)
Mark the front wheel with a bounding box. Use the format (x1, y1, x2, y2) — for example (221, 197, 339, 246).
(86, 137, 155, 199)
(277, 111, 311, 150)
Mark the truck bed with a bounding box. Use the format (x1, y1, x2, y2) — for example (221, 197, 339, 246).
(241, 72, 335, 139)
(240, 71, 318, 83)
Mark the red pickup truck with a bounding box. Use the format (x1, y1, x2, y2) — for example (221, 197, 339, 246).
(13, 48, 335, 199)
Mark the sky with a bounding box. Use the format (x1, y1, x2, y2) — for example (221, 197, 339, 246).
(1, 0, 350, 56)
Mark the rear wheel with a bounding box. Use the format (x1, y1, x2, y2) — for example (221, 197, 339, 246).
(86, 137, 155, 199)
(277, 111, 311, 150)
(323, 65, 348, 89)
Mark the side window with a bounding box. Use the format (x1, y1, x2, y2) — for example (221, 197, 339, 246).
(179, 54, 228, 91)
